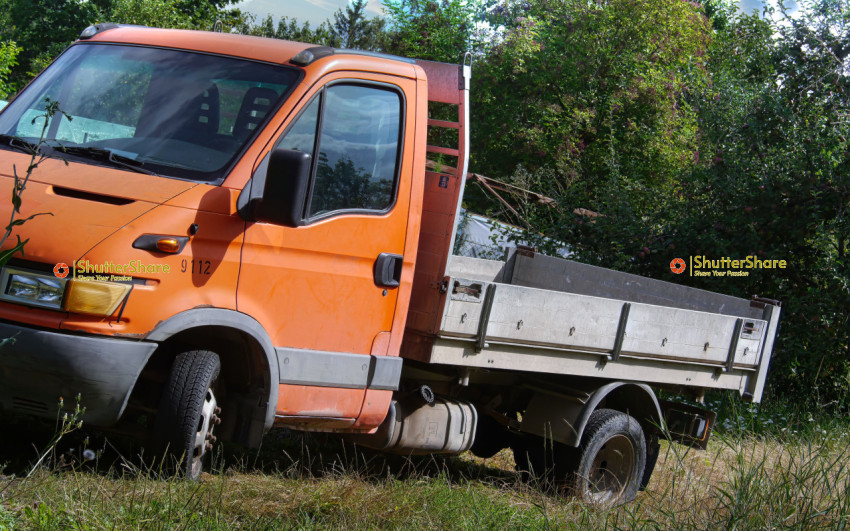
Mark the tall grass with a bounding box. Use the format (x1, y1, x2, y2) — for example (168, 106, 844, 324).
(1, 400, 848, 529)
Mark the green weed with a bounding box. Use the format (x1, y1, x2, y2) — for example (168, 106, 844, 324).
(0, 411, 848, 529)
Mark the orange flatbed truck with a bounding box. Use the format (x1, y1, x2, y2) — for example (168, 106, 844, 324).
(0, 25, 780, 504)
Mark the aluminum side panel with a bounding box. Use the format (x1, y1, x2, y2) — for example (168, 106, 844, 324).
(439, 279, 765, 370)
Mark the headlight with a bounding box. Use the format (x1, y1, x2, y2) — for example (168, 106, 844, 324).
(0, 267, 131, 316)
(1, 269, 67, 310)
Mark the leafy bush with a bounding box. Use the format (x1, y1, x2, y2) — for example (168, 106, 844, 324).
(0, 40, 18, 99)
(478, 0, 850, 410)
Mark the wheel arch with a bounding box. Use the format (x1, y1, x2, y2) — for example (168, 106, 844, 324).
(567, 382, 663, 447)
(144, 308, 279, 448)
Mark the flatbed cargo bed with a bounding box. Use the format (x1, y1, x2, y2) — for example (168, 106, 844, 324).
(404, 249, 780, 403)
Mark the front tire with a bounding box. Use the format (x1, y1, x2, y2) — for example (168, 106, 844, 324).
(153, 350, 222, 479)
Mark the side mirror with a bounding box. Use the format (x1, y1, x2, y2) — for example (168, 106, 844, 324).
(252, 148, 312, 227)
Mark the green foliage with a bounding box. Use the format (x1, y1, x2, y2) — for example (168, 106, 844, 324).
(692, 0, 850, 407)
(0, 41, 19, 99)
(90, 0, 239, 26)
(382, 0, 477, 61)
(170, 0, 239, 26)
(0, 0, 242, 95)
(107, 0, 200, 29)
(473, 0, 711, 188)
(0, 504, 14, 530)
(505, 0, 850, 409)
(104, 0, 243, 34)
(0, 0, 98, 88)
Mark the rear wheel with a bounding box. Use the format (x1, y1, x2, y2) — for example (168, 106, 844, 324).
(153, 350, 222, 479)
(558, 409, 646, 506)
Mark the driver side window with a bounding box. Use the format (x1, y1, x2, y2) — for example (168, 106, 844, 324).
(276, 83, 402, 220)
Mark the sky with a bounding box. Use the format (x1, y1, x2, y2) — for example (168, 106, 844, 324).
(236, 0, 778, 28)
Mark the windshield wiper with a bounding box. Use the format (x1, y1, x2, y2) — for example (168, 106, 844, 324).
(0, 134, 41, 155)
(52, 145, 159, 176)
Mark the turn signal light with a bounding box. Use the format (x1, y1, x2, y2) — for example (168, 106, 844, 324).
(156, 238, 181, 253)
(65, 279, 131, 316)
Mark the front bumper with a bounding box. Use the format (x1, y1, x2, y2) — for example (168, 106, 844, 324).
(0, 321, 157, 426)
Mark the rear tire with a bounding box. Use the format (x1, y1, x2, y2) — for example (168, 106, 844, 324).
(153, 350, 221, 479)
(558, 409, 646, 506)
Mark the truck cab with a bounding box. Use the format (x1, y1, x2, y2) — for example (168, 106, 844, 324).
(0, 24, 428, 477)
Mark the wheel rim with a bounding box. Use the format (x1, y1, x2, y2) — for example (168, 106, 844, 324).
(190, 387, 217, 478)
(586, 434, 635, 504)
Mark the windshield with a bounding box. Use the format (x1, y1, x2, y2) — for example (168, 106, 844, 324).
(0, 43, 299, 182)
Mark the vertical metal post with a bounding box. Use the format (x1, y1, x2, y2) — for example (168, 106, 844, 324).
(724, 318, 744, 373)
(445, 53, 472, 271)
(475, 283, 496, 353)
(610, 302, 631, 362)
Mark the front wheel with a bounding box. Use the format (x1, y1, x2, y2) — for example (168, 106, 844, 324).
(153, 350, 222, 479)
(557, 408, 646, 506)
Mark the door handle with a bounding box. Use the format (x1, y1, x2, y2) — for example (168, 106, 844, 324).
(374, 253, 403, 288)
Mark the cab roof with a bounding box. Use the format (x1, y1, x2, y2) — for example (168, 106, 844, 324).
(83, 25, 418, 74)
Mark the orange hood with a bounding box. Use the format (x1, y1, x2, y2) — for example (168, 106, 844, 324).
(0, 152, 196, 266)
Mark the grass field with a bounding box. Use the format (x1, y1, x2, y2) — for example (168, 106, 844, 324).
(1, 397, 848, 529)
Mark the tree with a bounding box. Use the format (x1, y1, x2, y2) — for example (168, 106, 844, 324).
(93, 0, 240, 26)
(0, 0, 99, 88)
(507, 0, 850, 409)
(238, 14, 334, 46)
(382, 0, 476, 61)
(107, 0, 201, 29)
(0, 41, 19, 99)
(680, 0, 850, 406)
(331, 0, 387, 50)
(472, 0, 711, 187)
(171, 0, 239, 25)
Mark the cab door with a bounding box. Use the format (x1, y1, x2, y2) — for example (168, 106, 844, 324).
(237, 73, 414, 427)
